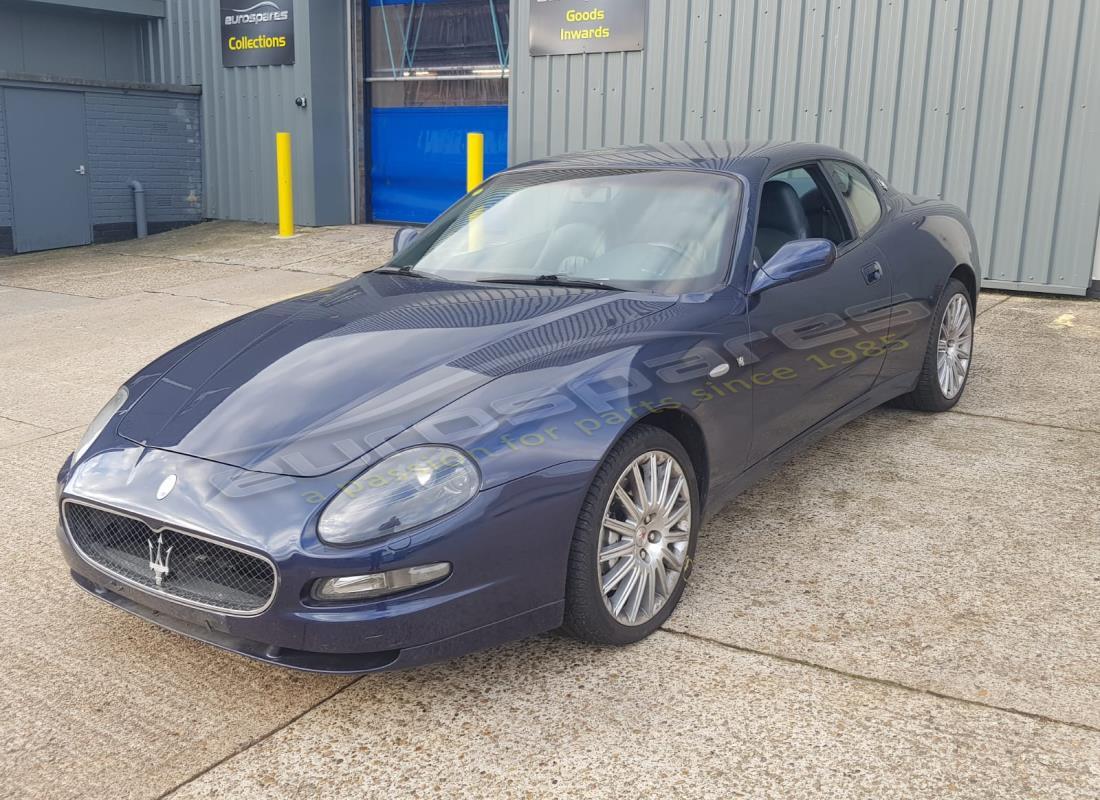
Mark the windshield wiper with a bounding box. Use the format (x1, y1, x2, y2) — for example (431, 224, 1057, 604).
(371, 265, 435, 279)
(476, 274, 624, 291)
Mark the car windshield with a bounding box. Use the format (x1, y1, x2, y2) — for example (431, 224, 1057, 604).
(388, 168, 742, 294)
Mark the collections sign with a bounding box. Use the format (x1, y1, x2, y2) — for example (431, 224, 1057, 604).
(221, 1, 295, 67)
(529, 0, 647, 56)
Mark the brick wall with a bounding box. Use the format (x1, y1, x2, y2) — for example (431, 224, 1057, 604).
(0, 84, 202, 254)
(85, 91, 202, 240)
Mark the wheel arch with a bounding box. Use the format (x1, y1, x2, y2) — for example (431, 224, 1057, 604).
(950, 263, 978, 307)
(622, 408, 711, 509)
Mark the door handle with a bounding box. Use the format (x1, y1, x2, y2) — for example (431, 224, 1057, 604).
(861, 262, 884, 284)
(74, 165, 86, 175)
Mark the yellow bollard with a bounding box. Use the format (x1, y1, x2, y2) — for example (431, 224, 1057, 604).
(276, 132, 294, 238)
(466, 132, 485, 252)
(466, 132, 484, 192)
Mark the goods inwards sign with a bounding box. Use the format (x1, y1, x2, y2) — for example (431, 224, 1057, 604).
(529, 0, 647, 56)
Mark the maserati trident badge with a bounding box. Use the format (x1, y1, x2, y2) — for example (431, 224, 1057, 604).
(156, 474, 177, 500)
(147, 533, 173, 586)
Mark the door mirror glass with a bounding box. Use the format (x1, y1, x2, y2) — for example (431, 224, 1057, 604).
(750, 238, 836, 294)
(393, 226, 419, 256)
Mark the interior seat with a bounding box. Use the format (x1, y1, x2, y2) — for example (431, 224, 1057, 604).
(801, 187, 845, 244)
(756, 181, 810, 263)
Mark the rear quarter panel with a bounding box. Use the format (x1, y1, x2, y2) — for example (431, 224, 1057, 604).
(876, 193, 981, 384)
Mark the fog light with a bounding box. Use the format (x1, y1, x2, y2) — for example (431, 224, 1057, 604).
(312, 562, 451, 602)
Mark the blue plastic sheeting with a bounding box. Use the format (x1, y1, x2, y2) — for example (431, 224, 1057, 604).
(370, 105, 507, 224)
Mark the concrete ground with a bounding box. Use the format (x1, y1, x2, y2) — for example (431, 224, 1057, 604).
(0, 221, 1097, 799)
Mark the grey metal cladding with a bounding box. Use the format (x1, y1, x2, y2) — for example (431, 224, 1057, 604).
(141, 0, 350, 226)
(0, 90, 11, 228)
(141, 0, 302, 223)
(510, 0, 1100, 294)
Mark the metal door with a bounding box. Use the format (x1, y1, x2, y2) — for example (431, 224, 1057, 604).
(745, 240, 892, 464)
(367, 0, 510, 224)
(5, 88, 91, 253)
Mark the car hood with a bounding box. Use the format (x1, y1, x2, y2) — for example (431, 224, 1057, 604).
(118, 272, 674, 476)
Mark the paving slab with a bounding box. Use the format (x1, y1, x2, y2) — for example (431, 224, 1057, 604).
(962, 295, 1100, 432)
(975, 290, 1011, 316)
(667, 408, 1100, 729)
(96, 221, 286, 261)
(154, 267, 340, 308)
(103, 222, 377, 270)
(165, 633, 1100, 800)
(316, 224, 401, 242)
(0, 250, 252, 300)
(0, 415, 56, 448)
(0, 293, 241, 430)
(0, 433, 352, 800)
(0, 286, 98, 319)
(0, 249, 150, 285)
(287, 244, 395, 277)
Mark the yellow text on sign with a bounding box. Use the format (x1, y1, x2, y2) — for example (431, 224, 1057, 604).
(228, 35, 288, 50)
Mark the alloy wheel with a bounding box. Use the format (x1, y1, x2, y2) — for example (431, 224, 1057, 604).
(597, 450, 692, 626)
(936, 293, 973, 399)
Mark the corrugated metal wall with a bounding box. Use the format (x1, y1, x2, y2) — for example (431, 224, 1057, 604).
(0, 2, 146, 81)
(140, 0, 302, 223)
(0, 89, 11, 232)
(510, 0, 1100, 295)
(140, 0, 351, 226)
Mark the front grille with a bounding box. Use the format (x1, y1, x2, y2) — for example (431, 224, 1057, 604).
(64, 502, 276, 614)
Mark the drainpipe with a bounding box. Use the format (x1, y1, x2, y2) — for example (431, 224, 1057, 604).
(129, 180, 147, 239)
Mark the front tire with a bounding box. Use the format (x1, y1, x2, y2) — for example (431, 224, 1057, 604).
(562, 424, 700, 645)
(894, 277, 974, 412)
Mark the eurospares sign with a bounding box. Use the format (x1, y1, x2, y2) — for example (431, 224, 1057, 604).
(221, 1, 295, 67)
(529, 0, 647, 56)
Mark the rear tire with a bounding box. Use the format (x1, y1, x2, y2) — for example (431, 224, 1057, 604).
(561, 425, 699, 646)
(893, 278, 973, 412)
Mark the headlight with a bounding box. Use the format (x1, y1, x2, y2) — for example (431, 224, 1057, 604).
(317, 446, 480, 545)
(72, 386, 128, 463)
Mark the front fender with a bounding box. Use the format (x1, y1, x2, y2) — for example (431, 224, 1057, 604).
(363, 317, 751, 496)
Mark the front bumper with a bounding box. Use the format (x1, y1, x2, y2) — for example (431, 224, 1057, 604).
(68, 569, 564, 673)
(57, 445, 594, 673)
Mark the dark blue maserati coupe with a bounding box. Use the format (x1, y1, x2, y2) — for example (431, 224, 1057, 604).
(56, 141, 979, 672)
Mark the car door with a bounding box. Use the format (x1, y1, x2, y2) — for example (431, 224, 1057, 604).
(745, 161, 893, 463)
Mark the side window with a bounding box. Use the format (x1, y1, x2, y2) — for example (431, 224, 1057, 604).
(755, 166, 848, 264)
(823, 161, 882, 237)
(770, 168, 819, 200)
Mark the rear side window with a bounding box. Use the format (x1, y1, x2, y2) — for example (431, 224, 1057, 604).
(824, 161, 882, 237)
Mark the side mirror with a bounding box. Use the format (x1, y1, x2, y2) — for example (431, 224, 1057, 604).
(393, 227, 419, 256)
(750, 238, 837, 294)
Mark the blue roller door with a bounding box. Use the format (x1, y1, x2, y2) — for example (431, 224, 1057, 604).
(370, 104, 507, 224)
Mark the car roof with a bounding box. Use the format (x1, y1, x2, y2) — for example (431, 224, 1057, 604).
(511, 140, 860, 183)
